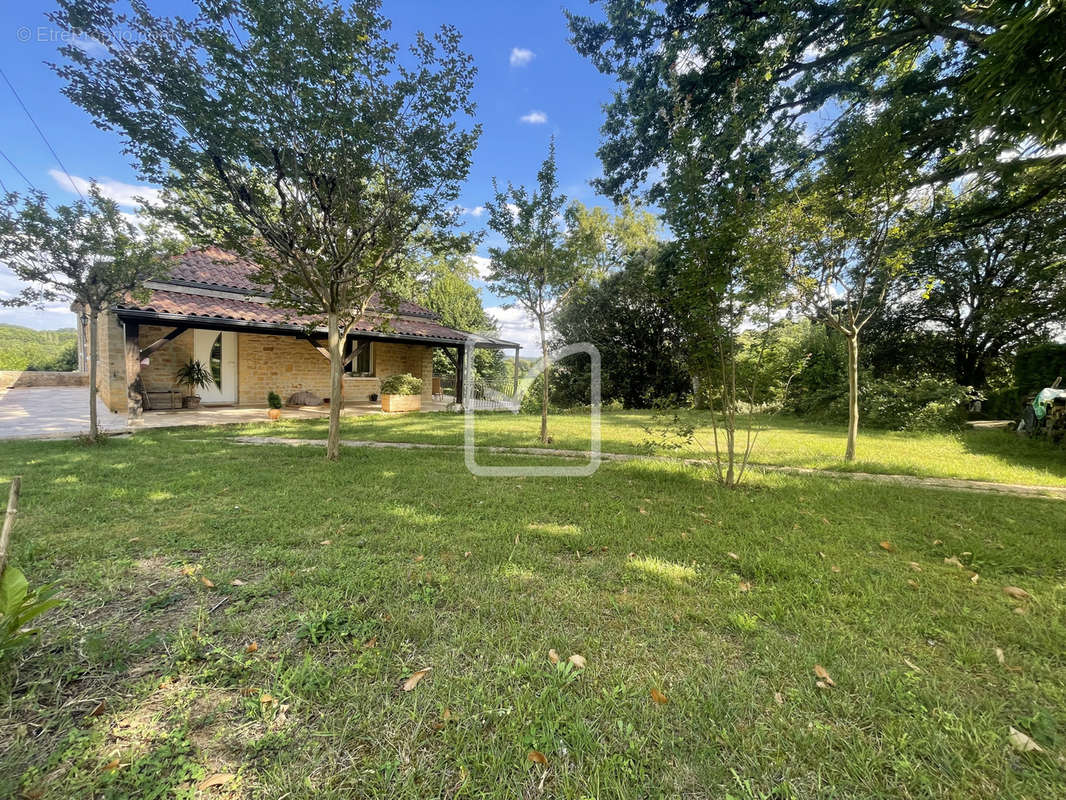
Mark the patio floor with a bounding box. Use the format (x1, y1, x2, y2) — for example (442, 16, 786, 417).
(0, 386, 452, 440)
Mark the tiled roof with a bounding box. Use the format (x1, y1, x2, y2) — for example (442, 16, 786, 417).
(163, 247, 437, 318)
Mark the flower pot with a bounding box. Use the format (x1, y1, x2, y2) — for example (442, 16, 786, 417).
(268, 408, 282, 421)
(381, 393, 421, 413)
(182, 395, 201, 409)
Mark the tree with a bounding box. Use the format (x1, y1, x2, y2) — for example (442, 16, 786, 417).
(902, 189, 1066, 388)
(553, 244, 688, 408)
(484, 141, 596, 444)
(0, 186, 181, 442)
(51, 0, 479, 460)
(568, 1, 1066, 223)
(784, 180, 915, 462)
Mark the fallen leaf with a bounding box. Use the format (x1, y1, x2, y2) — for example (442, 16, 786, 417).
(402, 668, 431, 692)
(773, 691, 784, 705)
(1008, 726, 1044, 754)
(88, 700, 107, 717)
(817, 551, 826, 560)
(200, 576, 215, 588)
(320, 539, 332, 546)
(650, 688, 669, 705)
(813, 665, 835, 687)
(830, 565, 841, 573)
(128, 537, 141, 543)
(548, 649, 559, 664)
(230, 579, 245, 586)
(907, 579, 919, 589)
(1014, 606, 1027, 615)
(1002, 586, 1031, 601)
(932, 539, 943, 545)
(995, 647, 1005, 664)
(198, 773, 236, 791)
(727, 552, 739, 561)
(442, 708, 453, 722)
(414, 555, 424, 563)
(180, 565, 196, 576)
(568, 654, 587, 670)
(970, 572, 980, 584)
(903, 658, 922, 672)
(815, 680, 829, 690)
(944, 556, 964, 569)
(738, 581, 752, 592)
(240, 687, 258, 696)
(364, 636, 377, 649)
(245, 642, 258, 654)
(527, 750, 548, 766)
(908, 562, 922, 572)
(879, 541, 893, 552)
(638, 507, 648, 515)
(259, 694, 276, 706)
(101, 758, 120, 772)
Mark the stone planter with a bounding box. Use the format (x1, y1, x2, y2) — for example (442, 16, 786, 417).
(381, 393, 421, 413)
(182, 395, 201, 409)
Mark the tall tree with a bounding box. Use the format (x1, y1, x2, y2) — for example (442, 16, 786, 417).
(484, 141, 597, 444)
(568, 1, 1066, 221)
(0, 186, 181, 442)
(52, 0, 479, 460)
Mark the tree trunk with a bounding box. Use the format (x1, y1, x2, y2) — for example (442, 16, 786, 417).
(88, 308, 99, 444)
(538, 317, 549, 445)
(845, 332, 859, 463)
(326, 312, 344, 461)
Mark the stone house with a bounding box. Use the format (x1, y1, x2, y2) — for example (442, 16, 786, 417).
(84, 248, 518, 416)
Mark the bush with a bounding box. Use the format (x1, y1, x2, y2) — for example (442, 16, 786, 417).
(379, 373, 422, 396)
(861, 376, 973, 432)
(267, 391, 283, 409)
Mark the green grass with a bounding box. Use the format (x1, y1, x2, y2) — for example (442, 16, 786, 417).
(1, 426, 1064, 798)
(230, 409, 1066, 487)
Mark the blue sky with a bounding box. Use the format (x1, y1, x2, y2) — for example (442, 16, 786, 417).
(0, 0, 617, 351)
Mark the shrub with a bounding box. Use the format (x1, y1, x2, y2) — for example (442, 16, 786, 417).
(267, 391, 283, 409)
(379, 373, 422, 396)
(862, 376, 973, 432)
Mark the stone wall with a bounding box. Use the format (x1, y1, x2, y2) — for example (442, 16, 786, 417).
(90, 308, 129, 413)
(0, 371, 88, 390)
(237, 333, 332, 405)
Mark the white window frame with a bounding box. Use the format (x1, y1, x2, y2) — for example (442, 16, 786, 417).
(346, 340, 373, 377)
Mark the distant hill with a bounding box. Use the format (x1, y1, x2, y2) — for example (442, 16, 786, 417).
(0, 324, 79, 371)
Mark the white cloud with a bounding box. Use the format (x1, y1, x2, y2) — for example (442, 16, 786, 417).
(510, 47, 535, 67)
(461, 205, 485, 218)
(467, 254, 492, 280)
(484, 305, 542, 353)
(49, 170, 161, 208)
(520, 110, 548, 125)
(505, 203, 520, 220)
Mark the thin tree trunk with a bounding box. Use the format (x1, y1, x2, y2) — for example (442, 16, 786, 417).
(538, 317, 549, 445)
(845, 332, 859, 463)
(88, 308, 99, 444)
(326, 312, 344, 461)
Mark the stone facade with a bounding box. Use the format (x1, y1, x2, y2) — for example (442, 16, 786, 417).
(92, 308, 436, 412)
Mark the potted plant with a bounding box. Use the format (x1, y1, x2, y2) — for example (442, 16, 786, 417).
(267, 391, 283, 420)
(175, 359, 213, 409)
(379, 373, 422, 412)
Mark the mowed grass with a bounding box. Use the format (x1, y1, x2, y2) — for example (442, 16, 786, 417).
(1, 429, 1064, 798)
(229, 409, 1066, 487)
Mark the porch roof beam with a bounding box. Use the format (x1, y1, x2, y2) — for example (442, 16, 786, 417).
(139, 325, 189, 360)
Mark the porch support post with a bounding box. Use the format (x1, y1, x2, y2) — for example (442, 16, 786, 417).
(513, 347, 520, 398)
(124, 321, 144, 422)
(455, 345, 465, 407)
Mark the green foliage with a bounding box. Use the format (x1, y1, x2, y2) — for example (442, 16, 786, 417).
(379, 373, 422, 396)
(0, 325, 78, 371)
(175, 360, 213, 393)
(805, 375, 973, 433)
(1, 566, 62, 661)
(1016, 344, 1066, 396)
(267, 391, 283, 410)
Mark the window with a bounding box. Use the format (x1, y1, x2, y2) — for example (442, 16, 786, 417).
(344, 340, 372, 376)
(209, 333, 223, 390)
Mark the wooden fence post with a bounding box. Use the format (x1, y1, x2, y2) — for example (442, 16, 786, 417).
(0, 476, 22, 574)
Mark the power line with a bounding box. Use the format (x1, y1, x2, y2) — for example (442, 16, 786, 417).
(0, 146, 38, 192)
(0, 66, 84, 200)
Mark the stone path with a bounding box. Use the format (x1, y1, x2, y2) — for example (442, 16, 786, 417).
(232, 436, 1066, 501)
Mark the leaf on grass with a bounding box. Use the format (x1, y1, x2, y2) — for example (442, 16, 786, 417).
(638, 507, 648, 515)
(245, 642, 258, 654)
(364, 636, 377, 649)
(932, 539, 943, 546)
(970, 572, 980, 584)
(944, 556, 964, 569)
(240, 687, 258, 696)
(464, 551, 471, 557)
(908, 562, 922, 572)
(903, 658, 921, 672)
(88, 700, 107, 717)
(548, 649, 559, 664)
(101, 759, 120, 772)
(442, 708, 453, 722)
(817, 551, 826, 560)
(830, 565, 841, 573)
(230, 579, 245, 586)
(813, 665, 835, 687)
(568, 654, 587, 670)
(259, 694, 276, 706)
(879, 541, 893, 552)
(128, 537, 141, 543)
(738, 581, 752, 593)
(1013, 606, 1027, 615)
(200, 576, 215, 588)
(528, 750, 548, 766)
(402, 668, 431, 692)
(773, 691, 784, 705)
(727, 552, 739, 561)
(1008, 726, 1044, 754)
(1002, 586, 1031, 601)
(198, 774, 236, 791)
(907, 579, 919, 589)
(995, 647, 1005, 665)
(414, 555, 424, 563)
(815, 680, 829, 690)
(650, 688, 668, 705)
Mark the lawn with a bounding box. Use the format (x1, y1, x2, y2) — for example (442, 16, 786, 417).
(0, 425, 1064, 798)
(231, 409, 1066, 488)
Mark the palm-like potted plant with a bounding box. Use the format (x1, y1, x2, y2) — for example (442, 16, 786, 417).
(175, 359, 213, 409)
(380, 373, 423, 412)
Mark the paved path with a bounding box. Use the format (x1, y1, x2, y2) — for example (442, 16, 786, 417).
(232, 435, 1066, 501)
(0, 387, 450, 441)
